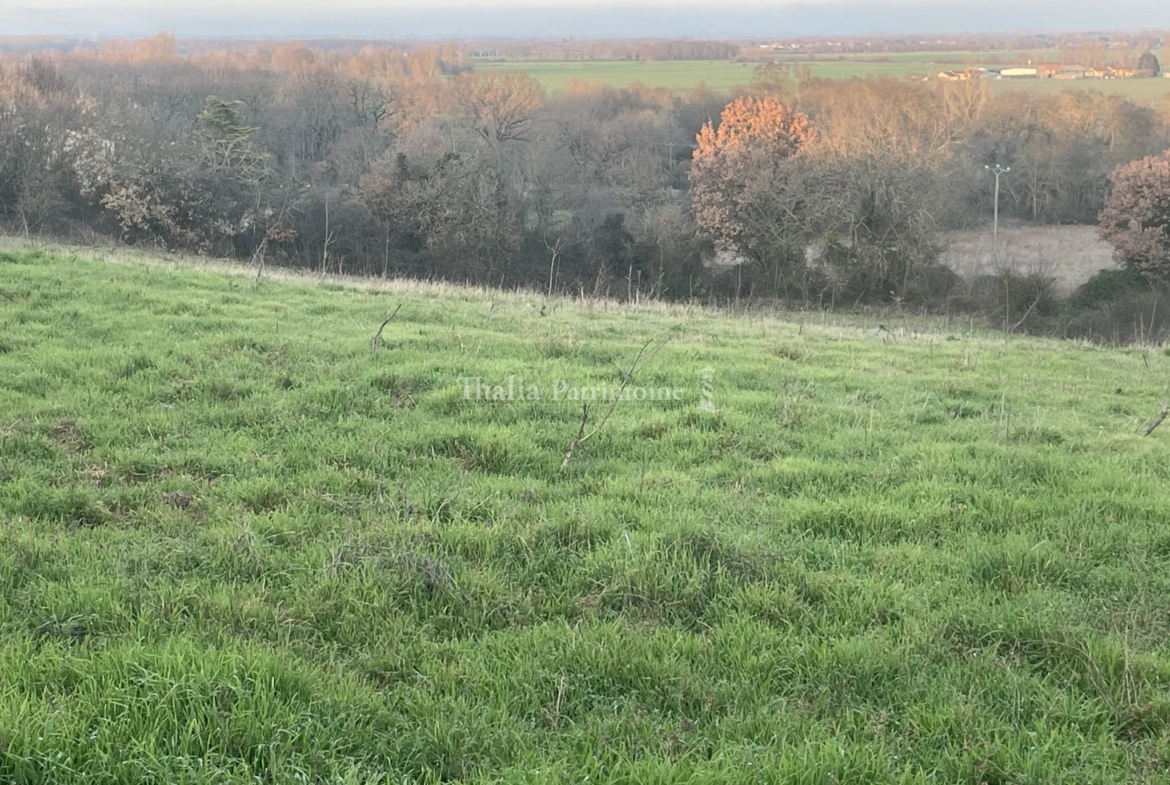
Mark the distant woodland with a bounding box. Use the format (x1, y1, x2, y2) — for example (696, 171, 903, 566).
(2, 34, 1169, 307)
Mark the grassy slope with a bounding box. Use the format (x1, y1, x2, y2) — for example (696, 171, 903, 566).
(2, 249, 1170, 783)
(478, 57, 1170, 103)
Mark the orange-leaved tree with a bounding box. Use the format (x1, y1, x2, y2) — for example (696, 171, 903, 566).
(689, 96, 817, 290)
(1099, 150, 1170, 287)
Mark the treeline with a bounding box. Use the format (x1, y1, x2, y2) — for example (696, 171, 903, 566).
(1, 54, 1168, 305)
(17, 33, 736, 70)
(6, 31, 1165, 60)
(759, 32, 1165, 57)
(486, 39, 739, 62)
(27, 33, 471, 77)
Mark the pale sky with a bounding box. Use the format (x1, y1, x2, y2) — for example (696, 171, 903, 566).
(11, 0, 879, 8)
(3, 0, 1168, 38)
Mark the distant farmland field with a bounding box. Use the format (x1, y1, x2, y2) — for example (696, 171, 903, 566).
(477, 54, 1170, 103)
(477, 59, 763, 92)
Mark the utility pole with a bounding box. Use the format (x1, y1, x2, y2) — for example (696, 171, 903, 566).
(985, 164, 1010, 266)
(665, 142, 676, 171)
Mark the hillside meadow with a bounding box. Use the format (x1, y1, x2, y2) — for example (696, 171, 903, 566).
(2, 248, 1170, 782)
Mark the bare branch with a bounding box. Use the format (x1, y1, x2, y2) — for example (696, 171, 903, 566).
(560, 403, 591, 467)
(371, 299, 407, 359)
(1009, 291, 1044, 333)
(251, 237, 269, 281)
(1145, 398, 1169, 437)
(562, 334, 671, 468)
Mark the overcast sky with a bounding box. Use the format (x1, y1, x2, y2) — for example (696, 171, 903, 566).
(4, 1, 1170, 38)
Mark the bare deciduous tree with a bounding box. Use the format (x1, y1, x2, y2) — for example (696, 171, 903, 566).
(450, 70, 544, 144)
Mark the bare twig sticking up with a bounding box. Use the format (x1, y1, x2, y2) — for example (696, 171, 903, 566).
(562, 335, 670, 468)
(371, 299, 407, 359)
(1008, 292, 1044, 333)
(1145, 398, 1169, 436)
(255, 190, 294, 283)
(252, 237, 268, 281)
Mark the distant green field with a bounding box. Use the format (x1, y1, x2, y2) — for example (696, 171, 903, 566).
(478, 55, 1170, 103)
(993, 77, 1170, 102)
(478, 59, 761, 92)
(4, 247, 1170, 782)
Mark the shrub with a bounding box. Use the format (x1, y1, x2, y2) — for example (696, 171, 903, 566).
(900, 263, 963, 305)
(1062, 292, 1169, 344)
(1068, 267, 1151, 311)
(955, 269, 1058, 330)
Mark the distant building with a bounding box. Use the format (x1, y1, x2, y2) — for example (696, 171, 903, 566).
(1036, 64, 1087, 79)
(1000, 67, 1037, 78)
(937, 68, 989, 81)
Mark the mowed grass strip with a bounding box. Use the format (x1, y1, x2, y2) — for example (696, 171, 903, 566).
(2, 249, 1170, 783)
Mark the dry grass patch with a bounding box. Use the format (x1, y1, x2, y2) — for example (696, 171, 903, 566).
(942, 223, 1114, 295)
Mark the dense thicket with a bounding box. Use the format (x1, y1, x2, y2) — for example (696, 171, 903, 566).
(1, 53, 1168, 303)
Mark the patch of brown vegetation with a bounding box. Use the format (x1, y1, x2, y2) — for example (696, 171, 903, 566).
(162, 491, 195, 510)
(942, 224, 1114, 296)
(50, 419, 91, 452)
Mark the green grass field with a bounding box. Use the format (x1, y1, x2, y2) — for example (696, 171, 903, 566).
(3, 248, 1170, 783)
(479, 57, 963, 92)
(478, 56, 1170, 103)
